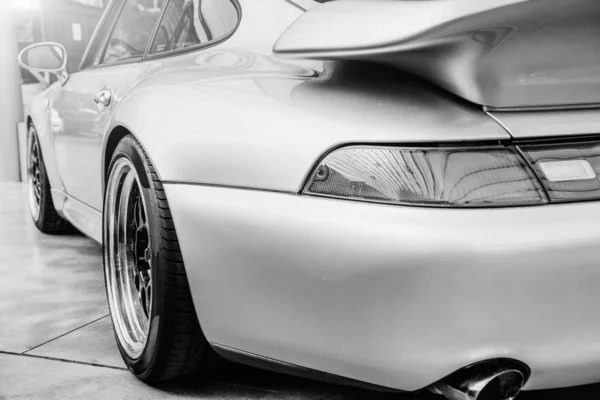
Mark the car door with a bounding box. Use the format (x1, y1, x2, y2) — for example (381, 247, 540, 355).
(52, 0, 166, 211)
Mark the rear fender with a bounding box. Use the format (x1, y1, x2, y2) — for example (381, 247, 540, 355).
(27, 85, 65, 196)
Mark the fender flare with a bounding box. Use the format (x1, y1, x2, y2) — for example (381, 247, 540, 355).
(101, 122, 156, 194)
(26, 88, 65, 194)
(101, 124, 152, 192)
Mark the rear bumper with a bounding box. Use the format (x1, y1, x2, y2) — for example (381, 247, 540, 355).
(165, 183, 600, 392)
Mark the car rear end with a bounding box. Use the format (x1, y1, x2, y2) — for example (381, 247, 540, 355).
(164, 0, 600, 396)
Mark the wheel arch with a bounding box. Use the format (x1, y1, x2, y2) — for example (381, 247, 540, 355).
(102, 125, 130, 191)
(102, 124, 161, 193)
(26, 92, 65, 195)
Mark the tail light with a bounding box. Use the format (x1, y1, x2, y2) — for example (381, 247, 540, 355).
(521, 141, 600, 202)
(304, 142, 600, 207)
(304, 146, 546, 207)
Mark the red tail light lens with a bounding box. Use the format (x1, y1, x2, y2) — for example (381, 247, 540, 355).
(304, 146, 547, 207)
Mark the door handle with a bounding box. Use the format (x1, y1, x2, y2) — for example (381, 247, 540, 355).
(93, 89, 112, 107)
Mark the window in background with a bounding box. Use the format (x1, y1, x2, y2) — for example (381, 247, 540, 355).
(150, 0, 238, 55)
(71, 0, 105, 7)
(101, 0, 165, 64)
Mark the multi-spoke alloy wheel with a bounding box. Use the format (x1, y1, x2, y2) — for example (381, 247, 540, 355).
(105, 157, 153, 359)
(26, 125, 69, 233)
(28, 129, 42, 221)
(103, 135, 214, 383)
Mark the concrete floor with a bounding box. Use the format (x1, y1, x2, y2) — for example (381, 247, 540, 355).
(2, 181, 600, 400)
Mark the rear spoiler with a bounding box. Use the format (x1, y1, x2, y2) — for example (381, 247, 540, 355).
(274, 0, 600, 110)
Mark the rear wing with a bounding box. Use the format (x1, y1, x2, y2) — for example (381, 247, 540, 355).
(274, 0, 600, 110)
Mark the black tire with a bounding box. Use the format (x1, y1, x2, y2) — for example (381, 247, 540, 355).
(103, 134, 216, 383)
(27, 125, 70, 234)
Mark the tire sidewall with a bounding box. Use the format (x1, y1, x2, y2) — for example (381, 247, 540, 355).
(27, 127, 40, 224)
(103, 136, 166, 378)
(28, 125, 47, 228)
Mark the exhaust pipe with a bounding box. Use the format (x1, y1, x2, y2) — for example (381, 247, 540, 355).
(429, 360, 527, 400)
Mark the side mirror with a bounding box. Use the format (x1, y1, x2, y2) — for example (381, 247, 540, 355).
(18, 42, 69, 85)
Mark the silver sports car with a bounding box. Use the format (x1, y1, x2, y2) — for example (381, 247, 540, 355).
(17, 0, 600, 399)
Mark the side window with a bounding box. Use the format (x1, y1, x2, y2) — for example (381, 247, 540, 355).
(150, 0, 239, 55)
(101, 0, 166, 65)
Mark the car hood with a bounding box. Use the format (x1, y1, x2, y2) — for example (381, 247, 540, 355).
(274, 0, 600, 110)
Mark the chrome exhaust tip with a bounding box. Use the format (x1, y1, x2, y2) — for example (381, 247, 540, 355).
(429, 360, 528, 400)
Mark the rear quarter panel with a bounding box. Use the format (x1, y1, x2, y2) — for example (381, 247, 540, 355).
(106, 0, 509, 193)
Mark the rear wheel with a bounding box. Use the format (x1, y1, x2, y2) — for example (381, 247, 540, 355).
(103, 135, 215, 382)
(27, 125, 70, 233)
